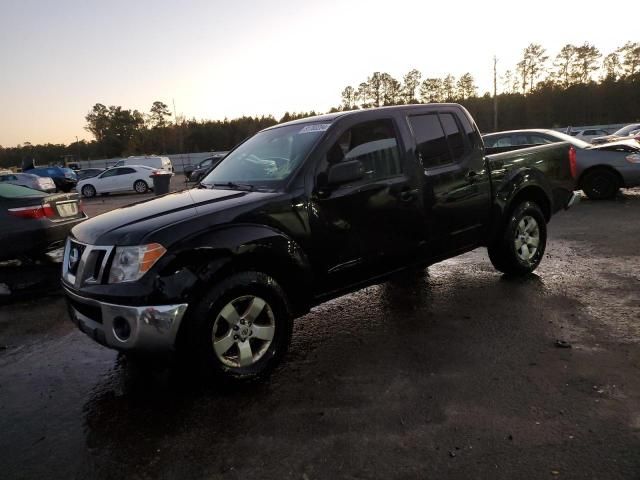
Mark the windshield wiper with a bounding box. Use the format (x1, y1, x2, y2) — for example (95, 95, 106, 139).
(211, 181, 255, 191)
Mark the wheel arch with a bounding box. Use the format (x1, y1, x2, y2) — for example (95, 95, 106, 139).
(488, 169, 552, 245)
(165, 224, 313, 348)
(577, 165, 625, 189)
(508, 185, 551, 222)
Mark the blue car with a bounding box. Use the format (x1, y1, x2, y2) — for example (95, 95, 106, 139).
(26, 166, 77, 192)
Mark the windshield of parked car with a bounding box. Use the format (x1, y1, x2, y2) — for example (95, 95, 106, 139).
(614, 124, 640, 136)
(200, 123, 329, 190)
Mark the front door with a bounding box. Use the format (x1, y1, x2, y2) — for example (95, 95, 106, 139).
(96, 168, 120, 193)
(309, 117, 424, 293)
(407, 109, 491, 257)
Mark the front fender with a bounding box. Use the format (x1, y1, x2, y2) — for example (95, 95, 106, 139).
(156, 224, 313, 313)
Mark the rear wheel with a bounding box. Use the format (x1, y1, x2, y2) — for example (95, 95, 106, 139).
(134, 180, 149, 194)
(488, 201, 547, 276)
(186, 271, 293, 382)
(81, 184, 96, 198)
(581, 169, 619, 200)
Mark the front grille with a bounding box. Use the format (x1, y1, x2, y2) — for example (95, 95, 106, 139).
(68, 297, 103, 323)
(62, 240, 113, 288)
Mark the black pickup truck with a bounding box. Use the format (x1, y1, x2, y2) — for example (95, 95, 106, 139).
(62, 104, 579, 381)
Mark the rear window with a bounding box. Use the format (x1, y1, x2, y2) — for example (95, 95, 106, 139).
(409, 114, 451, 167)
(439, 113, 466, 159)
(0, 183, 45, 198)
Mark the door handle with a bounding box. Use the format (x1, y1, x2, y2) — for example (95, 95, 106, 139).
(466, 171, 477, 183)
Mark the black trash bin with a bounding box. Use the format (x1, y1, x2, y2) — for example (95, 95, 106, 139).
(150, 171, 173, 196)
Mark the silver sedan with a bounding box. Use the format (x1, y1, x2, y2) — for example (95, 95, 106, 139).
(483, 129, 640, 199)
(0, 172, 57, 193)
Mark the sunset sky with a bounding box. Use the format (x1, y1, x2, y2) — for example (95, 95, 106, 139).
(0, 0, 633, 146)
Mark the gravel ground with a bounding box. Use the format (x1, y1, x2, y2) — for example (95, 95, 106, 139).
(0, 189, 639, 479)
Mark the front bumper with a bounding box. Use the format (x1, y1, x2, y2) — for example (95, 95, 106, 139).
(64, 287, 188, 352)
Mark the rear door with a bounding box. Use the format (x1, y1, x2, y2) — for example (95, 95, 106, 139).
(408, 108, 491, 257)
(111, 167, 138, 191)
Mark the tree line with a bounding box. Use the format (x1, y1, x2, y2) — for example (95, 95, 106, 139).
(1, 41, 638, 169)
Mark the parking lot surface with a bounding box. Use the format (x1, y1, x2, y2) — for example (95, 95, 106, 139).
(1, 189, 639, 479)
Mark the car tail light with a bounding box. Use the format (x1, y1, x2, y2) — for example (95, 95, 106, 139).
(568, 146, 577, 179)
(8, 203, 55, 219)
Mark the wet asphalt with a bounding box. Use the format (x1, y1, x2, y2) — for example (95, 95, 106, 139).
(1, 190, 639, 479)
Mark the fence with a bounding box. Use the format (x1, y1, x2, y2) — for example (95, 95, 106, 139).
(76, 152, 214, 173)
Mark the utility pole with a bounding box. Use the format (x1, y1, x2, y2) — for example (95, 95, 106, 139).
(493, 56, 498, 131)
(173, 98, 183, 154)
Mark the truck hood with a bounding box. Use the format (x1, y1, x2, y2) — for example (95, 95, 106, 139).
(71, 187, 279, 245)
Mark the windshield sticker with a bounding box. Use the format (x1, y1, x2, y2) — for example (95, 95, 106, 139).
(299, 123, 331, 134)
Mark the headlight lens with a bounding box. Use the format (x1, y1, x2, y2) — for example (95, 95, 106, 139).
(108, 243, 166, 283)
(625, 153, 640, 164)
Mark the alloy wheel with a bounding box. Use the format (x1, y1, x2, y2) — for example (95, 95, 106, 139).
(211, 295, 276, 368)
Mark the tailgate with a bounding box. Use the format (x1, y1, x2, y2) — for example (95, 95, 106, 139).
(45, 192, 84, 221)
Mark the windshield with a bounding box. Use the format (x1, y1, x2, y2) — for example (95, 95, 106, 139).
(201, 122, 329, 190)
(614, 124, 640, 136)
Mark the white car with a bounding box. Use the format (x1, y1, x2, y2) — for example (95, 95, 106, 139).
(77, 165, 157, 197)
(114, 155, 173, 172)
(572, 128, 611, 143)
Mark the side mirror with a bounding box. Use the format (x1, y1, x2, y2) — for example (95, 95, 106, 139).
(327, 160, 364, 186)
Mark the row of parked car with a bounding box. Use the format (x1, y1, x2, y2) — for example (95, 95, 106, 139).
(1, 118, 638, 266)
(569, 123, 640, 144)
(482, 124, 640, 199)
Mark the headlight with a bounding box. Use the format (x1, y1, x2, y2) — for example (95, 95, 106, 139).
(625, 153, 640, 164)
(108, 243, 166, 283)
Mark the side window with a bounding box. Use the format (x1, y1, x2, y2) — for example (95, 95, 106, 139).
(119, 168, 136, 175)
(0, 176, 7, 182)
(100, 169, 118, 178)
(457, 112, 480, 149)
(483, 137, 497, 148)
(495, 137, 513, 147)
(439, 113, 466, 159)
(528, 135, 553, 145)
(409, 114, 451, 167)
(324, 119, 402, 182)
(513, 135, 530, 146)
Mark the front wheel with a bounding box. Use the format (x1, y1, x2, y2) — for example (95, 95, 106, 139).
(186, 271, 293, 382)
(81, 184, 96, 198)
(488, 201, 547, 276)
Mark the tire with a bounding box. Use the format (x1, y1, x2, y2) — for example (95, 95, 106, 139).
(488, 201, 547, 276)
(134, 180, 149, 194)
(186, 271, 293, 382)
(581, 169, 619, 200)
(81, 184, 96, 198)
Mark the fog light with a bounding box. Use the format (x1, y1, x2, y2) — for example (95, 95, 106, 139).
(112, 316, 131, 342)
